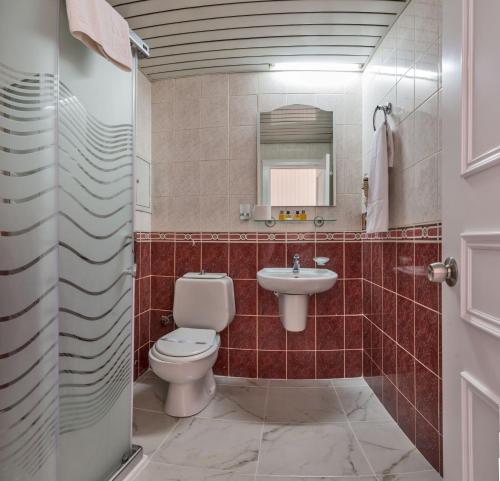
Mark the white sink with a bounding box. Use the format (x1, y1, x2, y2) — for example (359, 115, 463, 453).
(257, 268, 337, 295)
(257, 268, 338, 332)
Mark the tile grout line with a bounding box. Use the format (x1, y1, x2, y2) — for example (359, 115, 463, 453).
(330, 379, 378, 479)
(254, 383, 270, 478)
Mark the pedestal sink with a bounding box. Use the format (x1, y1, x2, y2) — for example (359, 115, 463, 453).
(257, 268, 338, 332)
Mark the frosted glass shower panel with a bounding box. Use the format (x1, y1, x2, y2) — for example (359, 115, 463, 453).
(0, 1, 59, 480)
(57, 9, 135, 481)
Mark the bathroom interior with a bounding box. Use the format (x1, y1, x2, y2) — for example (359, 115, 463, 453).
(3, 0, 500, 480)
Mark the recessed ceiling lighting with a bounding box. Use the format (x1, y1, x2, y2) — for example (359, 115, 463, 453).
(270, 62, 362, 72)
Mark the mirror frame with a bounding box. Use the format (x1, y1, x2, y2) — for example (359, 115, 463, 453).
(257, 104, 336, 208)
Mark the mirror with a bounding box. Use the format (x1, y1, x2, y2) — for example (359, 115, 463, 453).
(258, 104, 335, 207)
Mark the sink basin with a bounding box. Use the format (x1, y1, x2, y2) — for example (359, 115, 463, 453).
(257, 268, 337, 295)
(257, 268, 338, 332)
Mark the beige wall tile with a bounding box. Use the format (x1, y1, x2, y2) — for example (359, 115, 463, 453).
(258, 72, 289, 93)
(200, 127, 229, 160)
(152, 78, 174, 104)
(173, 97, 200, 130)
(258, 94, 287, 112)
(153, 195, 201, 232)
(172, 129, 201, 163)
(202, 73, 228, 98)
(150, 71, 365, 232)
(363, 0, 442, 228)
(152, 130, 174, 163)
(393, 114, 415, 170)
(152, 162, 169, 197)
(166, 161, 200, 196)
(317, 94, 345, 124)
(396, 69, 415, 122)
(229, 158, 257, 196)
(229, 95, 257, 126)
(229, 73, 259, 95)
(200, 160, 228, 196)
(414, 93, 438, 163)
(415, 41, 440, 108)
(286, 93, 317, 106)
(174, 76, 201, 100)
(200, 196, 229, 231)
(152, 102, 173, 133)
(201, 96, 228, 127)
(413, 154, 440, 224)
(229, 126, 256, 160)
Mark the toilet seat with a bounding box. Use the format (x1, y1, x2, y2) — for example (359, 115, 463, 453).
(156, 327, 217, 357)
(151, 328, 220, 364)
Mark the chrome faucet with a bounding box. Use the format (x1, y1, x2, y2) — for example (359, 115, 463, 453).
(292, 254, 301, 273)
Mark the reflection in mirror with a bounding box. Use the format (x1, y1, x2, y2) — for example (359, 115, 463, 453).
(258, 104, 335, 207)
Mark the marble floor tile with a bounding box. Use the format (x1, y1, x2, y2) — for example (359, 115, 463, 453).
(377, 472, 442, 481)
(350, 422, 433, 476)
(197, 385, 267, 422)
(152, 417, 261, 473)
(258, 423, 373, 477)
(134, 371, 168, 413)
(268, 379, 333, 388)
(265, 388, 346, 423)
(132, 409, 178, 455)
(332, 377, 369, 388)
(215, 376, 269, 387)
(377, 471, 442, 481)
(255, 477, 378, 481)
(335, 387, 391, 422)
(134, 462, 255, 481)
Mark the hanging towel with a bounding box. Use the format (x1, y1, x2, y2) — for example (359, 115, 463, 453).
(66, 0, 132, 72)
(366, 122, 394, 233)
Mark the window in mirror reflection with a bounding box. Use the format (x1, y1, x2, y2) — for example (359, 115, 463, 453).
(258, 104, 335, 207)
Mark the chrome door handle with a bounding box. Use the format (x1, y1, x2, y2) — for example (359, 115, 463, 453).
(124, 264, 137, 278)
(427, 257, 458, 286)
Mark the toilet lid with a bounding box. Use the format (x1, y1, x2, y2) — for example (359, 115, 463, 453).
(155, 327, 217, 357)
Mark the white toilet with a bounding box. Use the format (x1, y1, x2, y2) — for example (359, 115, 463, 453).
(149, 272, 235, 417)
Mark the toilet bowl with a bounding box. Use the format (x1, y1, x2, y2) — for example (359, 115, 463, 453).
(149, 328, 220, 417)
(149, 272, 235, 417)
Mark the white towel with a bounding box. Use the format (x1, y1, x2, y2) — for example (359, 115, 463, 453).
(366, 122, 394, 233)
(66, 0, 133, 72)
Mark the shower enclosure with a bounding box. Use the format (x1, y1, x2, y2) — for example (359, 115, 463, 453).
(0, 1, 141, 480)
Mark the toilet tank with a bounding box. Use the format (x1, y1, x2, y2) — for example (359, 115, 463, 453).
(173, 273, 235, 332)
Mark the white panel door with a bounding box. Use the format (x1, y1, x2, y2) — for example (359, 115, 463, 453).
(442, 0, 500, 479)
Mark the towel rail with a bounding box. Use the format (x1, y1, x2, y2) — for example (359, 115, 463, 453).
(372, 103, 392, 131)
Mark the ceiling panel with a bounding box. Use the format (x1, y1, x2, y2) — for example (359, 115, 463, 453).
(110, 0, 410, 79)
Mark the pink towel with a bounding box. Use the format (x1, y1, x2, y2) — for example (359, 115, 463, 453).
(66, 0, 132, 72)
